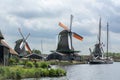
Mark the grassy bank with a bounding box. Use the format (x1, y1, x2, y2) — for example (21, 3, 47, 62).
(0, 61, 66, 80)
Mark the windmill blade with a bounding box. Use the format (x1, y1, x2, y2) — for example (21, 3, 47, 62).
(69, 15, 74, 50)
(59, 22, 69, 31)
(18, 28, 25, 40)
(73, 32, 83, 41)
(18, 28, 30, 49)
(70, 15, 73, 31)
(20, 41, 26, 49)
(25, 33, 30, 41)
(25, 42, 32, 54)
(18, 28, 26, 49)
(20, 33, 30, 49)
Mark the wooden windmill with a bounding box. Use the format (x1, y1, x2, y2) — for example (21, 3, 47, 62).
(14, 28, 32, 57)
(91, 18, 103, 58)
(56, 15, 83, 54)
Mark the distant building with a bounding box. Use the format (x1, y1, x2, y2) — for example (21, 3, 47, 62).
(0, 30, 18, 66)
(25, 53, 44, 60)
(47, 52, 81, 61)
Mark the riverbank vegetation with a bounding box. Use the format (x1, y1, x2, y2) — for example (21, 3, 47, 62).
(0, 58, 66, 80)
(0, 66, 66, 80)
(104, 52, 120, 62)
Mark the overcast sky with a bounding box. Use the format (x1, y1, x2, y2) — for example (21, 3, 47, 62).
(0, 0, 120, 55)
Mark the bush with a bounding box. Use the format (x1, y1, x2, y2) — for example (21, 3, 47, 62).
(15, 69, 22, 79)
(49, 68, 66, 77)
(33, 62, 39, 68)
(4, 67, 22, 79)
(25, 62, 34, 68)
(8, 57, 19, 65)
(0, 60, 67, 79)
(0, 66, 66, 79)
(41, 69, 49, 77)
(9, 58, 16, 65)
(0, 67, 5, 75)
(56, 68, 66, 76)
(23, 69, 35, 78)
(22, 59, 28, 65)
(49, 69, 57, 77)
(40, 62, 49, 69)
(13, 56, 19, 63)
(34, 68, 42, 78)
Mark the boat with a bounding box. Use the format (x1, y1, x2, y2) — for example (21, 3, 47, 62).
(89, 18, 113, 64)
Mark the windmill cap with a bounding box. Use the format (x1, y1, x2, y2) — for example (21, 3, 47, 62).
(59, 30, 69, 34)
(0, 30, 4, 39)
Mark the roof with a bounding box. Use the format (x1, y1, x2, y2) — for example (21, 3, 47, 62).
(1, 40, 18, 55)
(47, 52, 65, 60)
(25, 53, 43, 59)
(0, 30, 4, 39)
(50, 51, 66, 55)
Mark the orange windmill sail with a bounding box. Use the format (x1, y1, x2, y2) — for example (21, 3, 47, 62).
(59, 22, 69, 30)
(73, 32, 83, 41)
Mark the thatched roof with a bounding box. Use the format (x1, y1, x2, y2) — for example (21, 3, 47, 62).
(1, 40, 18, 55)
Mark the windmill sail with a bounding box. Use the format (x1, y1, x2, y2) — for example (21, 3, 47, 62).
(59, 22, 69, 30)
(68, 32, 73, 50)
(20, 41, 25, 49)
(16, 28, 31, 57)
(25, 42, 32, 54)
(14, 39, 26, 55)
(59, 22, 83, 41)
(73, 32, 83, 41)
(69, 15, 74, 50)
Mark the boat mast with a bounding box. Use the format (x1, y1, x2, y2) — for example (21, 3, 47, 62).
(99, 18, 101, 45)
(107, 22, 109, 59)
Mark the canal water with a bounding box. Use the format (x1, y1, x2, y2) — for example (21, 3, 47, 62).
(24, 62, 120, 80)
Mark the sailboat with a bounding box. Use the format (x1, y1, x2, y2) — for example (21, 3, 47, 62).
(89, 18, 113, 64)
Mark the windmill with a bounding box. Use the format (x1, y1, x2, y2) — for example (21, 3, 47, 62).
(57, 15, 83, 54)
(14, 28, 32, 57)
(89, 18, 113, 64)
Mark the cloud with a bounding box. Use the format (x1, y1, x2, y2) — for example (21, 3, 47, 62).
(0, 0, 120, 54)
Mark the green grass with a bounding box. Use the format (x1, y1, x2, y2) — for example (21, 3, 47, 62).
(0, 61, 66, 79)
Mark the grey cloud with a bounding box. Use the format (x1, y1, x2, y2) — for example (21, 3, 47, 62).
(11, 9, 63, 19)
(18, 26, 57, 39)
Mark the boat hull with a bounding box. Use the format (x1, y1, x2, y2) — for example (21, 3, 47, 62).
(89, 59, 113, 64)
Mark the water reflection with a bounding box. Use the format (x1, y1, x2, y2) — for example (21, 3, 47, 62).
(23, 62, 120, 80)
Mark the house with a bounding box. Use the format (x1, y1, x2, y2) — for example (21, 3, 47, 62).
(25, 53, 44, 60)
(0, 31, 18, 66)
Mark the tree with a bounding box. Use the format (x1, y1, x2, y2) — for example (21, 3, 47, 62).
(32, 49, 41, 54)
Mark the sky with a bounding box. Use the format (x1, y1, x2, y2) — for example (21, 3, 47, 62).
(0, 0, 120, 55)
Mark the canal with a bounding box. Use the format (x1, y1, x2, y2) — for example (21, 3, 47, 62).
(24, 62, 120, 80)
